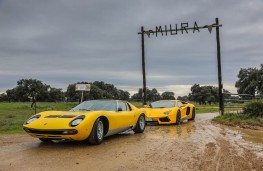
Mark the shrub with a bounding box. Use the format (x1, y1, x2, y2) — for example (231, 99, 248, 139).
(243, 100, 263, 117)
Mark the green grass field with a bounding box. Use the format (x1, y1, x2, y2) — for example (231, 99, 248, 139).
(0, 102, 77, 134)
(0, 102, 237, 134)
(213, 114, 263, 126)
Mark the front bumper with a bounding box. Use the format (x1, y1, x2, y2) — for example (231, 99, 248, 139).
(23, 127, 88, 141)
(24, 127, 78, 135)
(146, 115, 175, 125)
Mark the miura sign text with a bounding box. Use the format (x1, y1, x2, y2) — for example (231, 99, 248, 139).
(149, 22, 199, 37)
(142, 21, 219, 38)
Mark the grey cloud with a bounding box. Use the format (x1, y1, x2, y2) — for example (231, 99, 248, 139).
(0, 0, 263, 95)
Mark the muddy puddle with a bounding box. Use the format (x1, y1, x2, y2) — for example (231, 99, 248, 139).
(225, 126, 263, 145)
(144, 122, 196, 141)
(218, 124, 263, 159)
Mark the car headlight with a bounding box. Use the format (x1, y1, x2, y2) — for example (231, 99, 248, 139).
(164, 110, 172, 115)
(69, 115, 85, 127)
(25, 115, 41, 124)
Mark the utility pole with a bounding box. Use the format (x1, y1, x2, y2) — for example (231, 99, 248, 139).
(215, 18, 224, 115)
(141, 26, 147, 106)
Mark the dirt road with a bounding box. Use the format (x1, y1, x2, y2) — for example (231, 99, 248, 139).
(1, 113, 263, 171)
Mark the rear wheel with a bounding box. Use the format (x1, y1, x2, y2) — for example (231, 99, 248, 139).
(189, 108, 196, 120)
(87, 118, 104, 145)
(175, 111, 181, 125)
(133, 114, 145, 133)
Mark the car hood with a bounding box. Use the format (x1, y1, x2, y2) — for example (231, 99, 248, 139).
(39, 111, 86, 118)
(23, 110, 101, 129)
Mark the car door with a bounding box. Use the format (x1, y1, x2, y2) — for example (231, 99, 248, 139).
(116, 101, 135, 127)
(177, 101, 188, 119)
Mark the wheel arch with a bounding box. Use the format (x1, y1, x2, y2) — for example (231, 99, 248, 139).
(140, 113, 146, 117)
(133, 113, 146, 133)
(99, 116, 109, 136)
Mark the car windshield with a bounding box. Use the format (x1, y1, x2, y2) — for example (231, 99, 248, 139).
(150, 101, 175, 108)
(70, 100, 117, 111)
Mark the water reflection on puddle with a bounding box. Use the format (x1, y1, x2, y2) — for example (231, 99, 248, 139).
(145, 121, 196, 141)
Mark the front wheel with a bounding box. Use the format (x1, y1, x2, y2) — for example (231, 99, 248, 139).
(175, 111, 181, 125)
(87, 118, 104, 145)
(133, 114, 146, 133)
(189, 108, 196, 120)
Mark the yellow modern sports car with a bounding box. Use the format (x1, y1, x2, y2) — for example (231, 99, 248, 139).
(23, 100, 146, 145)
(143, 100, 195, 125)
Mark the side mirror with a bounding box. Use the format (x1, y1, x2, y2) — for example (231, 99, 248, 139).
(117, 107, 123, 112)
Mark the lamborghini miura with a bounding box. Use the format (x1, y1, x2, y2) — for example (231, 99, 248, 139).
(23, 100, 146, 145)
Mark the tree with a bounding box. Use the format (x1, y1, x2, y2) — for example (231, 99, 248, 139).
(148, 88, 161, 101)
(5, 78, 67, 102)
(6, 88, 18, 102)
(161, 92, 175, 100)
(6, 79, 50, 102)
(177, 95, 188, 101)
(131, 88, 143, 102)
(93, 81, 118, 99)
(16, 79, 50, 102)
(131, 88, 161, 102)
(235, 67, 259, 96)
(47, 88, 64, 102)
(117, 90, 130, 101)
(189, 84, 203, 104)
(189, 84, 230, 105)
(0, 93, 8, 102)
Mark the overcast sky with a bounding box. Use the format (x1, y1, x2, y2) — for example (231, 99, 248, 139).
(0, 0, 262, 97)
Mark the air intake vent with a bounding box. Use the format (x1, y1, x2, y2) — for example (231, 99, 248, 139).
(159, 117, 170, 122)
(45, 115, 76, 118)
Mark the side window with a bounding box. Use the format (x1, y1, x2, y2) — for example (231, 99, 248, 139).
(119, 102, 127, 111)
(177, 102, 182, 108)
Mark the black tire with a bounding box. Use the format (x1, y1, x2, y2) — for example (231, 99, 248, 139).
(175, 111, 181, 125)
(133, 114, 146, 133)
(189, 108, 196, 120)
(39, 138, 53, 143)
(87, 118, 104, 145)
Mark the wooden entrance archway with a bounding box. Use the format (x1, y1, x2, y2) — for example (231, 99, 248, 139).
(138, 18, 224, 115)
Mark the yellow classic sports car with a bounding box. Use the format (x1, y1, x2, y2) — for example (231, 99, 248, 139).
(23, 100, 146, 145)
(143, 100, 195, 125)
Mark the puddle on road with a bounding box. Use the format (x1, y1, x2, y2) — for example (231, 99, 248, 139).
(143, 113, 219, 142)
(219, 125, 263, 158)
(225, 126, 263, 145)
(144, 121, 196, 141)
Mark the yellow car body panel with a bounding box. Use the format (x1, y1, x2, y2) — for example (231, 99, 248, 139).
(23, 100, 145, 141)
(143, 100, 195, 125)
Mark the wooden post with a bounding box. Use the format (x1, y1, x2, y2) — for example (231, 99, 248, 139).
(141, 26, 147, 105)
(215, 18, 224, 115)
